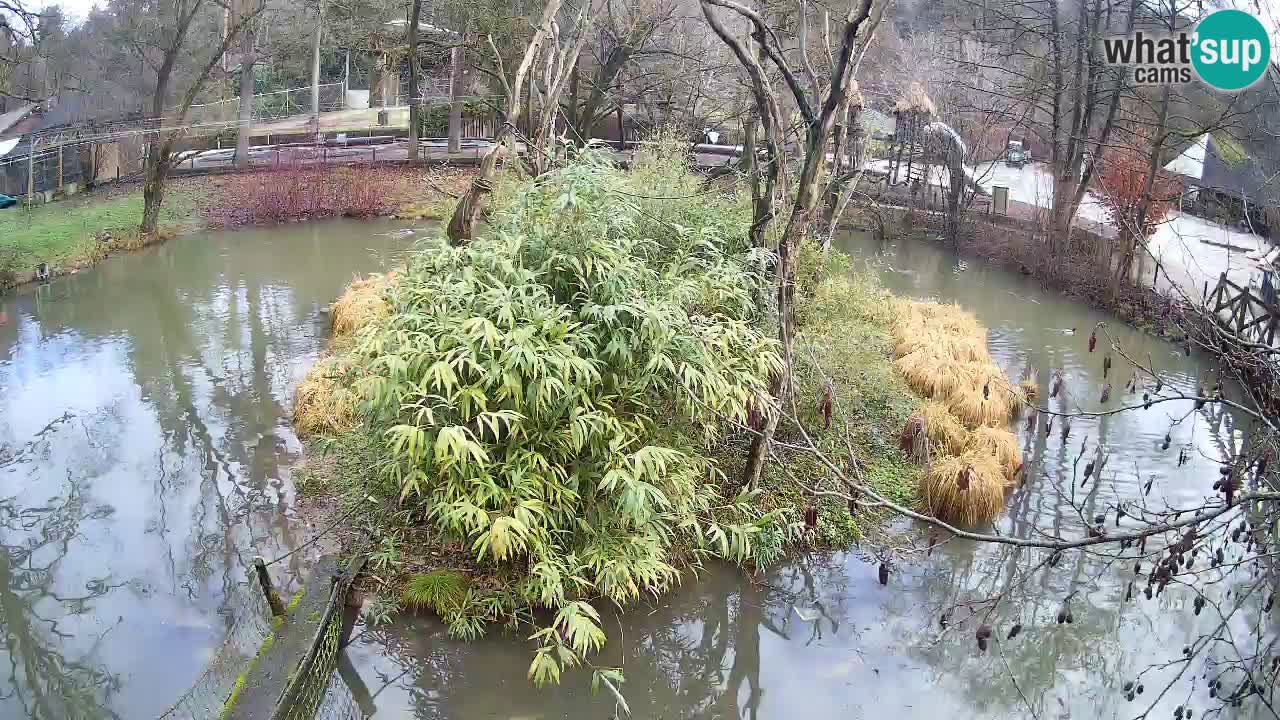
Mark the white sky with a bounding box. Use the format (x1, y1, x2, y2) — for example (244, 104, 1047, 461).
(29, 0, 1280, 63)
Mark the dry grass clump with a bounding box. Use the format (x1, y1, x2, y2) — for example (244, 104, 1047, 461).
(331, 273, 395, 339)
(899, 415, 932, 465)
(890, 299, 1024, 525)
(947, 387, 1012, 428)
(1019, 365, 1039, 403)
(294, 356, 359, 436)
(921, 401, 969, 455)
(921, 452, 1007, 525)
(895, 350, 967, 398)
(964, 426, 1022, 480)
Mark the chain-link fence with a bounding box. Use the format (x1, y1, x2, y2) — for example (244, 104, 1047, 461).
(155, 572, 275, 720)
(186, 83, 347, 126)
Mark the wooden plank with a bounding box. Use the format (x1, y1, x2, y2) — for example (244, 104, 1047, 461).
(1241, 309, 1272, 332)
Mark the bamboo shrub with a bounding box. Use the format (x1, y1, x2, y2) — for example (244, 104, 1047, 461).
(350, 148, 786, 683)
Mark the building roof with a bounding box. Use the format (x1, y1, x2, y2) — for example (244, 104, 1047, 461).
(0, 103, 38, 137)
(1167, 132, 1280, 208)
(1163, 133, 1207, 179)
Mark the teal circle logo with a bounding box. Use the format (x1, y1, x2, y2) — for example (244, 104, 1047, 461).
(1192, 9, 1272, 91)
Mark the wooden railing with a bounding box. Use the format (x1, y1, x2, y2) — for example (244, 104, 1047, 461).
(1207, 272, 1280, 348)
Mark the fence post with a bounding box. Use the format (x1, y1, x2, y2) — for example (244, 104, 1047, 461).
(26, 139, 37, 206)
(254, 557, 286, 616)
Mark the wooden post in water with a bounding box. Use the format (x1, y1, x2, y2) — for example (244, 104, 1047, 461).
(254, 556, 286, 616)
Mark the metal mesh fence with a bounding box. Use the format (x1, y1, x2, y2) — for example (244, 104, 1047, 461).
(311, 666, 362, 720)
(155, 572, 274, 720)
(280, 603, 347, 720)
(186, 84, 347, 126)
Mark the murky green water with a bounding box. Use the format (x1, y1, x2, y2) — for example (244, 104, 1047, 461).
(0, 219, 417, 719)
(342, 232, 1264, 719)
(0, 221, 1261, 720)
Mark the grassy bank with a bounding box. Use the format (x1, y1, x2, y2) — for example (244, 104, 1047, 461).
(0, 186, 202, 288)
(0, 165, 472, 292)
(290, 145, 1016, 685)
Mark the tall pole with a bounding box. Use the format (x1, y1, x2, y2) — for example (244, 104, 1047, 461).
(26, 138, 36, 206)
(406, 0, 422, 162)
(342, 49, 350, 108)
(447, 45, 463, 154)
(310, 0, 324, 137)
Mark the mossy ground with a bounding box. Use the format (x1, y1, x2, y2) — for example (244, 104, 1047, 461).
(713, 242, 923, 547)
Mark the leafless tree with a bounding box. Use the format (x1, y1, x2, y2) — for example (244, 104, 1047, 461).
(121, 0, 264, 236)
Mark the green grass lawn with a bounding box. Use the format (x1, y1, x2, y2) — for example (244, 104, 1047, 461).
(0, 188, 199, 284)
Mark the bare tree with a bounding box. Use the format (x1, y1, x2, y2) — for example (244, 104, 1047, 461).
(406, 0, 424, 161)
(0, 0, 40, 104)
(445, 0, 588, 243)
(700, 0, 884, 489)
(124, 0, 263, 236)
(234, 0, 262, 168)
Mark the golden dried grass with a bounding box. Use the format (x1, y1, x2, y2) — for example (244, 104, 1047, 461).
(1019, 378, 1039, 402)
(331, 273, 395, 339)
(965, 426, 1022, 481)
(921, 452, 1007, 525)
(293, 357, 358, 436)
(891, 299, 1022, 524)
(947, 386, 1012, 427)
(921, 401, 969, 455)
(894, 350, 968, 399)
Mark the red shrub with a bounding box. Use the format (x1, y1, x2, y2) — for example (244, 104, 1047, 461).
(210, 163, 409, 226)
(1096, 146, 1182, 238)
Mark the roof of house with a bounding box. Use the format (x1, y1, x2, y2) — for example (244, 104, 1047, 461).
(0, 103, 38, 137)
(1166, 132, 1280, 208)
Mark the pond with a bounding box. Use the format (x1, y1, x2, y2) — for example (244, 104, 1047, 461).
(0, 219, 417, 719)
(0, 220, 1261, 720)
(339, 231, 1262, 720)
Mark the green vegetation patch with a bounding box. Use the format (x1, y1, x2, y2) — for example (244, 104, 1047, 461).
(300, 139, 923, 687)
(0, 188, 198, 285)
(741, 241, 922, 546)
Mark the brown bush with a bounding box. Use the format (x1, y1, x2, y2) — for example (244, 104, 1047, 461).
(209, 164, 411, 226)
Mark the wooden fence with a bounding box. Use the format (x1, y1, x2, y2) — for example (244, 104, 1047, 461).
(1206, 273, 1280, 348)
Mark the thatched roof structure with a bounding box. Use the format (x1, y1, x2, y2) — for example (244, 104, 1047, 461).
(894, 82, 937, 117)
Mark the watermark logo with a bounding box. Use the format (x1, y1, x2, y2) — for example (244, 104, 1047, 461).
(1102, 9, 1272, 91)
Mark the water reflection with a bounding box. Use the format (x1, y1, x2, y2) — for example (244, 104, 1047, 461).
(351, 231, 1264, 719)
(0, 220, 413, 719)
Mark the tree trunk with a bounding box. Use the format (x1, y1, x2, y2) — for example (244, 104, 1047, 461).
(141, 136, 172, 237)
(447, 46, 463, 154)
(446, 0, 565, 245)
(946, 164, 964, 247)
(406, 0, 422, 162)
(235, 9, 256, 169)
(1114, 84, 1171, 302)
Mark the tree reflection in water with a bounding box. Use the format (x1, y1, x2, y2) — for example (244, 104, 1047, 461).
(341, 553, 862, 720)
(0, 472, 122, 720)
